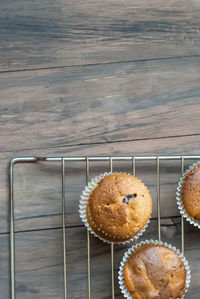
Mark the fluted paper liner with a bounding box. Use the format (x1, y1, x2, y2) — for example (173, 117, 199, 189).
(79, 172, 150, 245)
(176, 162, 200, 229)
(118, 240, 191, 299)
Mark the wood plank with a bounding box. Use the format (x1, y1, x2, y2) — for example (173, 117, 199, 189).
(1, 135, 200, 234)
(1, 56, 200, 152)
(1, 0, 200, 71)
(1, 219, 199, 298)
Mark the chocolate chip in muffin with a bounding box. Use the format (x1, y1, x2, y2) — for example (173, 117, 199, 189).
(122, 193, 137, 204)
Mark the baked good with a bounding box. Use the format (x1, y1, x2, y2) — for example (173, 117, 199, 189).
(181, 164, 200, 220)
(87, 173, 152, 241)
(124, 244, 186, 299)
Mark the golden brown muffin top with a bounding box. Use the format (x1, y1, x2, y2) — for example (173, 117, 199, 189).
(182, 164, 200, 220)
(89, 173, 152, 238)
(124, 244, 186, 299)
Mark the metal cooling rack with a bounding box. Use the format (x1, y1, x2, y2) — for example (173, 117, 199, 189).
(9, 155, 200, 299)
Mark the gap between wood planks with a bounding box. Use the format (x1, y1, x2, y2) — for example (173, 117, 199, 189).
(1, 133, 200, 155)
(1, 54, 200, 74)
(2, 216, 182, 236)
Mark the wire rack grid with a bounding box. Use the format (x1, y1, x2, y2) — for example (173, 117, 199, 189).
(9, 155, 200, 299)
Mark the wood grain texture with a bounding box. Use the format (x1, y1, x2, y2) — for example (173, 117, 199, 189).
(1, 56, 200, 152)
(0, 219, 199, 299)
(0, 135, 200, 234)
(1, 1, 200, 297)
(1, 0, 200, 71)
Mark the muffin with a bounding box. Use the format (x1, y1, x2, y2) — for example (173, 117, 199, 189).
(119, 241, 190, 299)
(80, 172, 152, 243)
(177, 162, 200, 228)
(181, 164, 200, 220)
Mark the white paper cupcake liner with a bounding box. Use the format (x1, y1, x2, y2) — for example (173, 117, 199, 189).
(79, 172, 151, 245)
(176, 161, 200, 229)
(118, 240, 191, 299)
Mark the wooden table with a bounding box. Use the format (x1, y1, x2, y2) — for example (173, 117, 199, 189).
(0, 0, 200, 298)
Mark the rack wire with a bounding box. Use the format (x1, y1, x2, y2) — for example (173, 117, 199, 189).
(9, 155, 200, 299)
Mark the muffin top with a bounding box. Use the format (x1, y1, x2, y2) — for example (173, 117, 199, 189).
(124, 244, 186, 299)
(89, 173, 152, 238)
(182, 164, 200, 220)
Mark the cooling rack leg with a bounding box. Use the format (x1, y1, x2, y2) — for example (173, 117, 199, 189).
(10, 161, 15, 299)
(132, 157, 136, 176)
(109, 157, 115, 299)
(62, 159, 67, 299)
(132, 157, 137, 246)
(181, 157, 185, 256)
(157, 157, 161, 241)
(111, 242, 115, 299)
(87, 230, 91, 299)
(86, 158, 91, 299)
